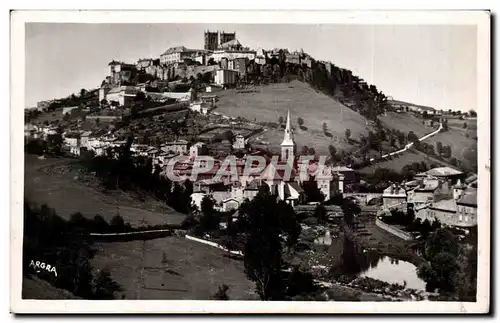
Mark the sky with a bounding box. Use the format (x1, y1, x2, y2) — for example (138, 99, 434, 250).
(25, 23, 477, 111)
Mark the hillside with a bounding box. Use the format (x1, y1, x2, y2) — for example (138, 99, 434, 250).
(379, 112, 435, 138)
(215, 80, 370, 154)
(22, 276, 81, 300)
(24, 154, 186, 227)
(92, 237, 257, 300)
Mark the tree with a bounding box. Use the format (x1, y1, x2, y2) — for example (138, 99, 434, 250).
(46, 128, 64, 156)
(80, 88, 87, 97)
(199, 195, 219, 233)
(425, 228, 459, 260)
(91, 269, 122, 299)
(341, 199, 360, 229)
(436, 141, 443, 156)
(468, 110, 477, 117)
(297, 117, 304, 127)
(134, 91, 147, 103)
(345, 129, 351, 141)
(463, 122, 468, 129)
(407, 131, 418, 144)
(313, 205, 328, 224)
(212, 284, 230, 300)
(442, 119, 449, 132)
(328, 145, 337, 160)
(240, 188, 301, 300)
(442, 145, 452, 159)
(302, 180, 325, 203)
(301, 145, 310, 155)
(110, 214, 125, 231)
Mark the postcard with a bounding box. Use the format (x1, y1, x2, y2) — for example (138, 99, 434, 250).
(10, 10, 490, 314)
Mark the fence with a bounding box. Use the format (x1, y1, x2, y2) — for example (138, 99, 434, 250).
(375, 217, 414, 241)
(83, 229, 173, 242)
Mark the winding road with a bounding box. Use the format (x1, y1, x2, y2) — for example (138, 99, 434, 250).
(369, 122, 443, 163)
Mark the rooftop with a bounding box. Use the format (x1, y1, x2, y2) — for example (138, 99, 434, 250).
(430, 198, 457, 213)
(457, 189, 477, 207)
(219, 39, 242, 49)
(331, 166, 355, 172)
(161, 46, 198, 55)
(414, 181, 439, 192)
(420, 167, 463, 177)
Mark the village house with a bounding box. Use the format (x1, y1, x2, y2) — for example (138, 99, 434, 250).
(254, 48, 267, 65)
(108, 61, 138, 86)
(189, 142, 208, 159)
(214, 69, 239, 86)
(331, 166, 356, 183)
(160, 46, 202, 65)
(62, 106, 79, 115)
(415, 166, 464, 185)
(232, 134, 246, 150)
(455, 189, 478, 227)
(382, 183, 407, 211)
(24, 124, 39, 140)
(104, 86, 139, 108)
(163, 139, 189, 155)
(208, 39, 256, 63)
(222, 198, 240, 212)
(63, 132, 81, 156)
(415, 187, 477, 228)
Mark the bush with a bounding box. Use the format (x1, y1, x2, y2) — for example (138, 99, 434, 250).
(212, 284, 230, 300)
(303, 217, 318, 226)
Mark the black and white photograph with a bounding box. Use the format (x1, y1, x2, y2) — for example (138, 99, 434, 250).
(10, 10, 490, 314)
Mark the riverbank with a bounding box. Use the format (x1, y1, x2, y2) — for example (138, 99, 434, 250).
(347, 214, 424, 267)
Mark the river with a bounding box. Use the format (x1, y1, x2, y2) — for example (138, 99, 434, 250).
(331, 236, 427, 291)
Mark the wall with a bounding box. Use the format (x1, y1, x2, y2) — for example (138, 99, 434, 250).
(411, 191, 435, 206)
(383, 197, 407, 211)
(209, 50, 256, 63)
(215, 69, 238, 86)
(162, 92, 192, 101)
(375, 217, 414, 241)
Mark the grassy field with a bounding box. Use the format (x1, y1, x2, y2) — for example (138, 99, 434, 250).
(446, 117, 477, 131)
(379, 112, 436, 137)
(215, 80, 370, 154)
(22, 276, 81, 300)
(92, 236, 257, 300)
(24, 154, 186, 227)
(426, 130, 477, 167)
(380, 112, 477, 171)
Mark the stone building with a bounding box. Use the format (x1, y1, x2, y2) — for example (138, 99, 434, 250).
(204, 30, 236, 51)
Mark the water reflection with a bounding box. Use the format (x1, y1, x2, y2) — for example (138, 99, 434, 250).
(331, 236, 426, 291)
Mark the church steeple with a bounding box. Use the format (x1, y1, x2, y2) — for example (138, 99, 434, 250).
(281, 110, 295, 162)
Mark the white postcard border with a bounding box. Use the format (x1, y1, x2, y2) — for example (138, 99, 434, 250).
(10, 10, 490, 314)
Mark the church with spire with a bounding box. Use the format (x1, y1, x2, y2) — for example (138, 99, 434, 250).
(281, 110, 296, 163)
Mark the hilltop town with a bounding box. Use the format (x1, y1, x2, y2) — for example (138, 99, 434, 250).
(23, 30, 478, 302)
